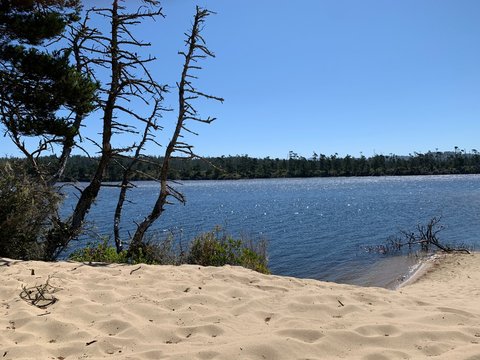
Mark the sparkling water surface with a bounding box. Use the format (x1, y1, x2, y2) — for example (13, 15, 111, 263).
(61, 175, 480, 287)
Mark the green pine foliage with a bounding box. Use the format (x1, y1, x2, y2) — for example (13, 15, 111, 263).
(0, 0, 98, 139)
(0, 1, 98, 261)
(0, 0, 80, 45)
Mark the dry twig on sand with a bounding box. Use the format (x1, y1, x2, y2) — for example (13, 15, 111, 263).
(20, 276, 61, 308)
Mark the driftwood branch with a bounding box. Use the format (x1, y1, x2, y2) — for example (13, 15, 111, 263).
(364, 217, 471, 255)
(20, 276, 61, 309)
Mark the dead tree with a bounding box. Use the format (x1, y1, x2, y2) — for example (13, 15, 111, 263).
(365, 217, 471, 255)
(129, 7, 224, 253)
(399, 217, 443, 252)
(21, 0, 167, 259)
(64, 1, 165, 248)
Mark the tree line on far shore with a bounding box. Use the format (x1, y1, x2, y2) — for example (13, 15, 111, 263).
(2, 149, 479, 182)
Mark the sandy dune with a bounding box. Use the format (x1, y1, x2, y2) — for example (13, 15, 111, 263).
(1, 253, 479, 359)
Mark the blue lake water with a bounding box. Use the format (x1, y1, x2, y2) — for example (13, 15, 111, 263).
(61, 175, 480, 287)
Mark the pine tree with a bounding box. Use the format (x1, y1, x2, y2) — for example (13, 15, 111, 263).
(0, 0, 97, 167)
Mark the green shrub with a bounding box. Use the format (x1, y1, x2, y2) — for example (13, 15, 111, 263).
(127, 233, 183, 265)
(0, 162, 61, 260)
(238, 247, 270, 274)
(69, 238, 128, 263)
(69, 234, 180, 265)
(69, 227, 269, 274)
(188, 227, 269, 274)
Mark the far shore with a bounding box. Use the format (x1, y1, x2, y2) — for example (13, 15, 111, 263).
(1, 252, 479, 359)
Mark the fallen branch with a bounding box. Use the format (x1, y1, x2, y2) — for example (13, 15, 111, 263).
(20, 276, 61, 309)
(364, 217, 471, 255)
(130, 266, 142, 275)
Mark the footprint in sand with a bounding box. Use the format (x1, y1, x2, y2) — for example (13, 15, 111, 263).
(276, 329, 324, 343)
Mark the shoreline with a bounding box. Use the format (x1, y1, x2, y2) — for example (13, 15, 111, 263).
(396, 251, 477, 289)
(340, 253, 435, 290)
(1, 253, 479, 359)
(394, 252, 443, 289)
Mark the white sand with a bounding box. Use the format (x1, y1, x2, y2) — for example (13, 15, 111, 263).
(1, 253, 479, 359)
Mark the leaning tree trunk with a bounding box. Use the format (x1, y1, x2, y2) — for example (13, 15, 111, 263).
(129, 7, 223, 252)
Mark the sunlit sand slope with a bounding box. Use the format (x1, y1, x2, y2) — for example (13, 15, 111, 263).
(1, 253, 479, 359)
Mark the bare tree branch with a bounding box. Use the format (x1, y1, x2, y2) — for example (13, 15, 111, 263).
(130, 6, 222, 251)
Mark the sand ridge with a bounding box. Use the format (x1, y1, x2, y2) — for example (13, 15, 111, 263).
(1, 253, 479, 359)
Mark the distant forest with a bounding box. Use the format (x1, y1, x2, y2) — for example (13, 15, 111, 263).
(2, 149, 480, 181)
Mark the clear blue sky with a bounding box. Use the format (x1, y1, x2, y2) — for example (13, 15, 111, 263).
(2, 0, 480, 159)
